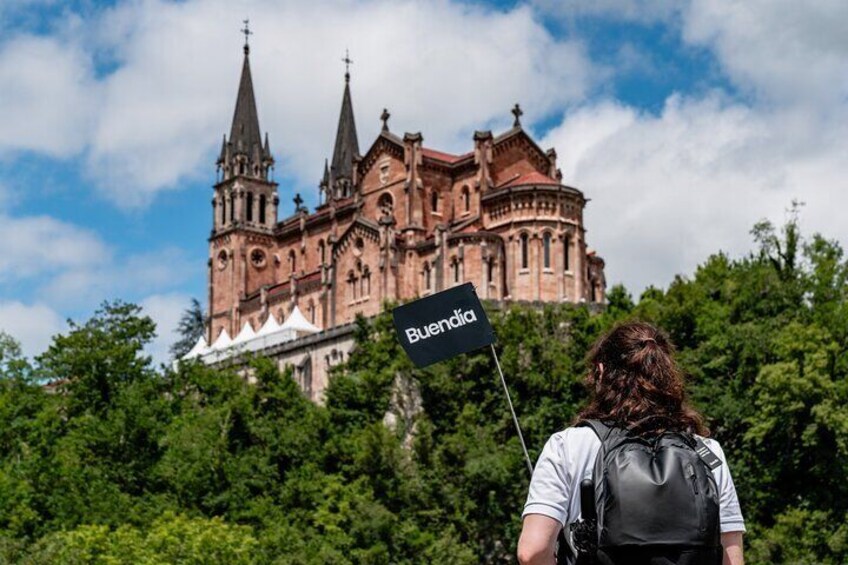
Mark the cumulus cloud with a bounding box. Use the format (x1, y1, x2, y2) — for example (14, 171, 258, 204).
(0, 31, 99, 158)
(0, 301, 66, 359)
(39, 247, 193, 309)
(0, 0, 595, 207)
(533, 0, 848, 292)
(140, 292, 192, 366)
(0, 0, 845, 300)
(545, 93, 847, 292)
(0, 222, 195, 361)
(682, 0, 848, 107)
(0, 214, 110, 282)
(0, 294, 192, 365)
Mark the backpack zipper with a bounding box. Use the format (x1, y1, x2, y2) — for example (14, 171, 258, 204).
(687, 463, 699, 495)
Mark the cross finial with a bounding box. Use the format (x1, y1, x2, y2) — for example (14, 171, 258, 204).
(241, 19, 253, 54)
(342, 49, 353, 82)
(380, 108, 390, 132)
(293, 193, 304, 212)
(512, 103, 523, 127)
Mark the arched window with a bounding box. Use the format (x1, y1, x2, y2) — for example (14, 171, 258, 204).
(220, 198, 226, 225)
(423, 263, 431, 291)
(348, 270, 357, 300)
(378, 192, 393, 214)
(308, 300, 316, 324)
(361, 266, 371, 297)
(431, 190, 438, 212)
(543, 232, 552, 269)
(564, 235, 571, 271)
(288, 249, 296, 275)
(462, 186, 470, 212)
(452, 259, 460, 283)
(318, 240, 326, 265)
(259, 194, 267, 224)
(486, 258, 494, 284)
(520, 233, 529, 269)
(246, 192, 254, 222)
(229, 193, 235, 223)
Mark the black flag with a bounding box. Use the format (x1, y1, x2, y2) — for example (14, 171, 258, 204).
(392, 283, 495, 368)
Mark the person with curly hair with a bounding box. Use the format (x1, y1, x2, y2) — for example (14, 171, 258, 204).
(518, 321, 745, 565)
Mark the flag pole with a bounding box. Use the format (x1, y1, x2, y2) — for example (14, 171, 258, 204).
(490, 343, 533, 476)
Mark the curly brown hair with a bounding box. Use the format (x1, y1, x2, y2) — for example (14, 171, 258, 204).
(576, 320, 709, 437)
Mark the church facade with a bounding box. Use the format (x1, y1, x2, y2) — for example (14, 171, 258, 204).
(207, 43, 606, 396)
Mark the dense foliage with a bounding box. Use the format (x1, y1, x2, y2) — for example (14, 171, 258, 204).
(0, 215, 845, 564)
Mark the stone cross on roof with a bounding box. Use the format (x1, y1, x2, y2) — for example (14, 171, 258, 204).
(512, 103, 523, 127)
(380, 108, 390, 132)
(241, 19, 253, 54)
(293, 193, 304, 212)
(342, 49, 353, 83)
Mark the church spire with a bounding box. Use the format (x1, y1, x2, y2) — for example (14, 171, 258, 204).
(329, 51, 360, 196)
(218, 22, 273, 182)
(229, 40, 262, 157)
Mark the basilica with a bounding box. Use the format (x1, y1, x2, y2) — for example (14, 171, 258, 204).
(202, 40, 606, 398)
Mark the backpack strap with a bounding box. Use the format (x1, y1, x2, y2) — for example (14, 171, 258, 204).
(576, 419, 614, 442)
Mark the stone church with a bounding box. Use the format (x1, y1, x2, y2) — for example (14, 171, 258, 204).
(206, 41, 606, 399)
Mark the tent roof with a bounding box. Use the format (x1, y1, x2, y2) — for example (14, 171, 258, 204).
(280, 305, 321, 333)
(211, 329, 232, 349)
(183, 335, 209, 359)
(233, 321, 257, 344)
(257, 314, 281, 336)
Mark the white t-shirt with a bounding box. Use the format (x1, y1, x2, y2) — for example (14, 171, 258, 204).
(522, 427, 746, 533)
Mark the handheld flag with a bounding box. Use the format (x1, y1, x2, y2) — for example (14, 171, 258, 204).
(392, 283, 495, 368)
(392, 284, 533, 475)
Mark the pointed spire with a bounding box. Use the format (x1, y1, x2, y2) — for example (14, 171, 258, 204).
(263, 132, 271, 158)
(330, 55, 360, 183)
(218, 134, 227, 163)
(229, 46, 263, 158)
(322, 158, 330, 185)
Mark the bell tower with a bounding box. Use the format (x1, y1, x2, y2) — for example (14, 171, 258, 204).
(209, 23, 278, 342)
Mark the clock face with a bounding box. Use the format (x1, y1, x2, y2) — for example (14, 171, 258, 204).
(217, 250, 228, 270)
(250, 248, 267, 269)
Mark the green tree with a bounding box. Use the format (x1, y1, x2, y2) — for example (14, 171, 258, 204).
(170, 298, 207, 361)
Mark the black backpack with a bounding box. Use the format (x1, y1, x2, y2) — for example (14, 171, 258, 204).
(564, 420, 723, 565)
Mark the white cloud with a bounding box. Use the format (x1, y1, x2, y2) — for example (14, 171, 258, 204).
(545, 94, 848, 293)
(0, 0, 595, 207)
(0, 214, 110, 282)
(0, 34, 99, 157)
(682, 0, 848, 107)
(0, 206, 194, 326)
(0, 294, 193, 366)
(0, 301, 65, 359)
(0, 0, 845, 300)
(140, 292, 192, 366)
(39, 247, 193, 309)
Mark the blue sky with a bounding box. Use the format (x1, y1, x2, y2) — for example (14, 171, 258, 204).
(1, 0, 846, 362)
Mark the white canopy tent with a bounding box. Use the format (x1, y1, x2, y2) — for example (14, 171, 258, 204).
(233, 321, 257, 344)
(187, 308, 322, 365)
(182, 335, 210, 360)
